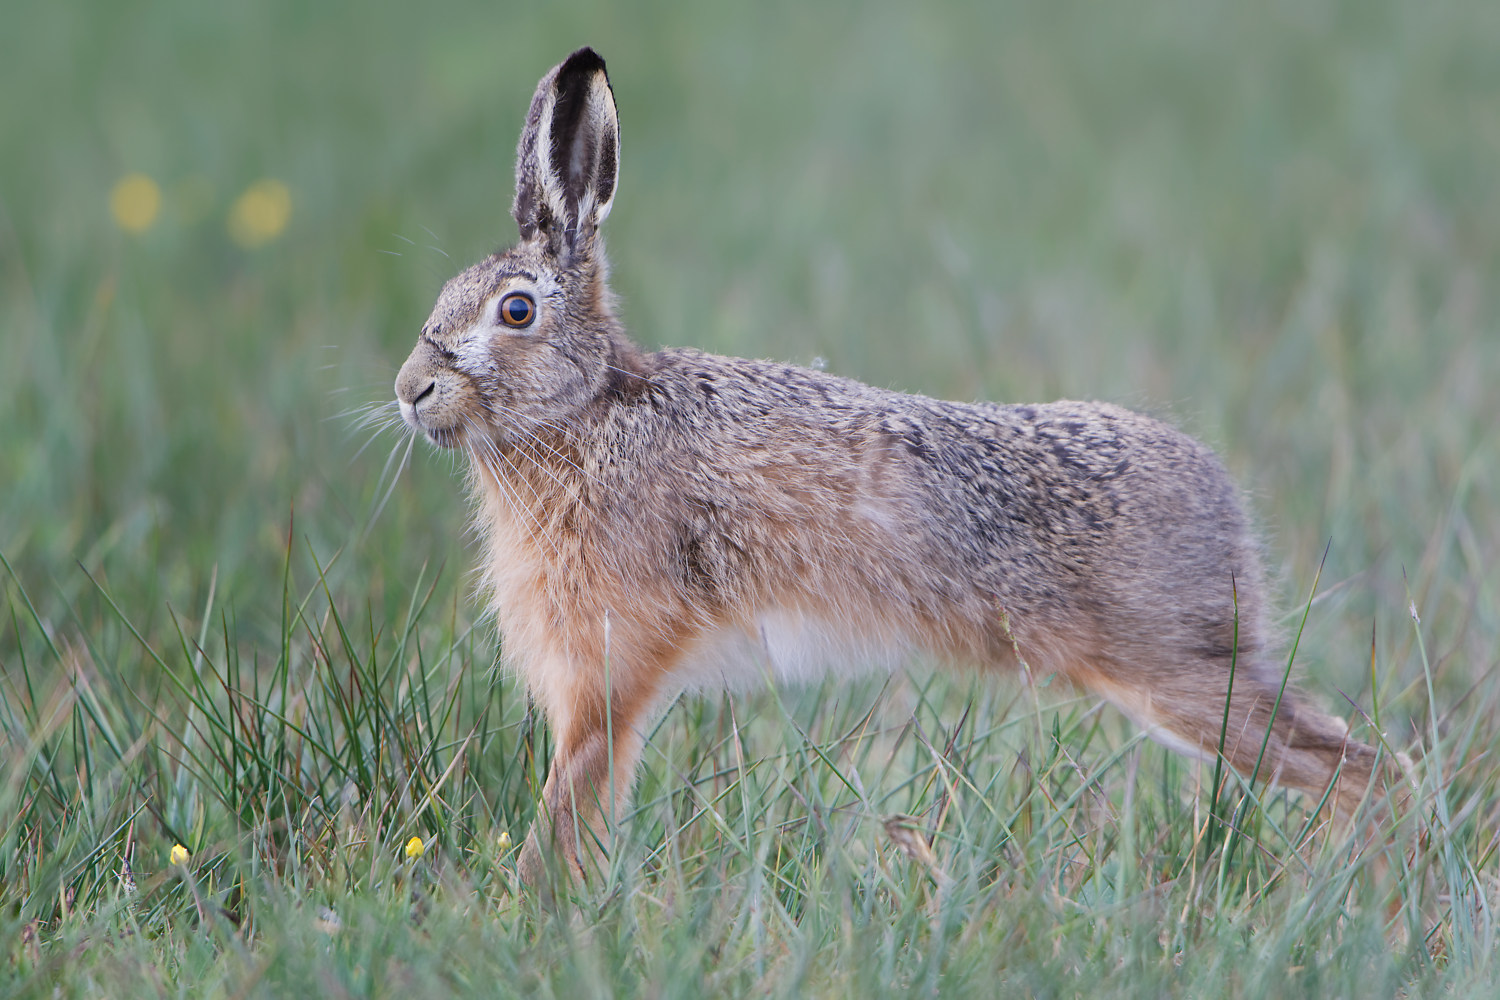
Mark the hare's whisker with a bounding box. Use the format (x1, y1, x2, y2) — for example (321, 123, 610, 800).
(602, 361, 661, 386)
(362, 432, 416, 540)
(417, 225, 449, 258)
(483, 402, 629, 503)
(349, 426, 391, 465)
(470, 436, 566, 564)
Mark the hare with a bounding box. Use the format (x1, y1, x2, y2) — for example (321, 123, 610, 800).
(396, 47, 1398, 885)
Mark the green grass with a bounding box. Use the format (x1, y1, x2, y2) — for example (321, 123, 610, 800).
(3, 0, 1499, 995)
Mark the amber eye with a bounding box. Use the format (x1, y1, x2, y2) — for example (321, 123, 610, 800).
(498, 292, 536, 328)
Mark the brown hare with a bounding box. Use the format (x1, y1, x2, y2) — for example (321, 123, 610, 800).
(396, 47, 1396, 885)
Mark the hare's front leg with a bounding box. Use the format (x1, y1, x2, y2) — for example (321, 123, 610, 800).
(515, 643, 668, 888)
(517, 709, 648, 886)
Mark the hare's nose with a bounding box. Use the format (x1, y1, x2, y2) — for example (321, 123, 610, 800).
(394, 355, 438, 407)
(396, 375, 435, 408)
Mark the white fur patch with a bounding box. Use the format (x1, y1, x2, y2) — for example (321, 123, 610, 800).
(452, 322, 492, 375)
(676, 607, 910, 694)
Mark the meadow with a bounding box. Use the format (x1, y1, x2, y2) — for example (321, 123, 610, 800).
(2, 0, 1499, 995)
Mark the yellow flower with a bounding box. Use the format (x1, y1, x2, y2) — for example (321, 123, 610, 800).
(496, 831, 512, 853)
(110, 173, 161, 234)
(169, 844, 190, 866)
(227, 178, 291, 248)
(405, 836, 425, 859)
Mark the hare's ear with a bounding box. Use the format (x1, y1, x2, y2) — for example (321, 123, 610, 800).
(512, 47, 619, 254)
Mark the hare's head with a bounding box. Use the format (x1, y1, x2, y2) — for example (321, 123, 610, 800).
(396, 48, 621, 450)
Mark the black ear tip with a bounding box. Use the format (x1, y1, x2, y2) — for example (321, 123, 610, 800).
(561, 47, 607, 78)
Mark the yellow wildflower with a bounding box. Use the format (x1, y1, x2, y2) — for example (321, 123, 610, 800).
(405, 836, 425, 859)
(110, 173, 161, 234)
(227, 178, 291, 248)
(169, 843, 190, 866)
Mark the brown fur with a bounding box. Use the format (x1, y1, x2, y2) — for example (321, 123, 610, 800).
(395, 48, 1401, 885)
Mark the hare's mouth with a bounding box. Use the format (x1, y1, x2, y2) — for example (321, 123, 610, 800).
(396, 401, 465, 449)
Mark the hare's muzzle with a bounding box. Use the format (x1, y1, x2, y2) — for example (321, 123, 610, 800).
(395, 342, 465, 448)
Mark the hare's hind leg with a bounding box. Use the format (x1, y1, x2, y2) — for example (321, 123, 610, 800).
(1073, 656, 1382, 815)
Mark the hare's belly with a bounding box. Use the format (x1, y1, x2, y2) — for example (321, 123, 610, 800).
(676, 607, 917, 693)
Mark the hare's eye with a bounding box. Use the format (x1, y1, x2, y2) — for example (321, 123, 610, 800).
(497, 292, 536, 328)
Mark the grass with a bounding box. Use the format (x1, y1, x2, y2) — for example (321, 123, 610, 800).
(3, 0, 1499, 995)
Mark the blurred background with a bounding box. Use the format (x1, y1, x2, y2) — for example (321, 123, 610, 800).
(2, 0, 1496, 716)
